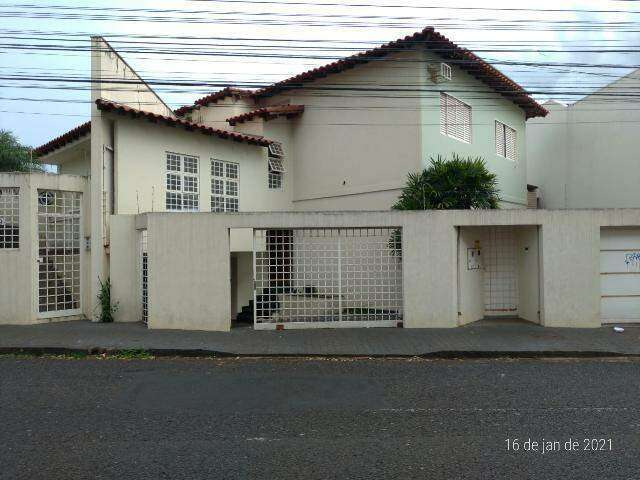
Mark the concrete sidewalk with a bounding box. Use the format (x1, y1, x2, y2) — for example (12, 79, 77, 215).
(1, 319, 640, 357)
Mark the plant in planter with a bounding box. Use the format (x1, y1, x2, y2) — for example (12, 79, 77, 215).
(96, 277, 119, 323)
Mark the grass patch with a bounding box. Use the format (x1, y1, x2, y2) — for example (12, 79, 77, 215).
(110, 349, 154, 360)
(0, 349, 155, 360)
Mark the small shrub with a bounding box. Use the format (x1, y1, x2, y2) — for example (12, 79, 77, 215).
(96, 277, 119, 323)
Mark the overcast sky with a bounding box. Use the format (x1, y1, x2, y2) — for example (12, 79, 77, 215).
(1, 0, 639, 146)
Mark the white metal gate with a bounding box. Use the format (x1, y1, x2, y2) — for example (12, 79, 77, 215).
(37, 190, 82, 317)
(140, 229, 148, 324)
(483, 226, 518, 315)
(253, 228, 403, 329)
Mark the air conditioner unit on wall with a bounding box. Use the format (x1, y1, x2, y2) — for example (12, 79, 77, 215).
(427, 62, 452, 84)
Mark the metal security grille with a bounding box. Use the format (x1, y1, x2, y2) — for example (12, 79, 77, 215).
(0, 187, 19, 249)
(37, 190, 81, 316)
(483, 226, 518, 314)
(140, 229, 148, 324)
(253, 228, 403, 329)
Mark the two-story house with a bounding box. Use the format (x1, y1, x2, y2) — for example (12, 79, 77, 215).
(0, 27, 546, 327)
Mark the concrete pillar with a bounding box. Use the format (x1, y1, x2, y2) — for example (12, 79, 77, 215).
(147, 214, 231, 331)
(402, 212, 458, 328)
(540, 212, 600, 327)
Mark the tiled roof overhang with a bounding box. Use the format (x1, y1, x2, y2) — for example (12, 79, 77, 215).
(254, 27, 547, 119)
(96, 99, 273, 147)
(34, 121, 91, 157)
(227, 105, 305, 126)
(174, 87, 254, 117)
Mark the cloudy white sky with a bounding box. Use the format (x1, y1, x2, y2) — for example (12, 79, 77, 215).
(1, 0, 639, 146)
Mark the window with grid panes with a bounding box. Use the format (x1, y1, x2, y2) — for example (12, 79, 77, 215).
(495, 121, 517, 161)
(268, 154, 285, 190)
(440, 92, 472, 143)
(0, 187, 19, 249)
(165, 152, 199, 211)
(211, 159, 239, 212)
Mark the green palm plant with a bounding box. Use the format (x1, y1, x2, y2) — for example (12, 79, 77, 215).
(389, 155, 500, 254)
(393, 154, 500, 211)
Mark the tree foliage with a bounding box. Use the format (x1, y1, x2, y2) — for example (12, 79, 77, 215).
(0, 129, 41, 172)
(393, 154, 500, 210)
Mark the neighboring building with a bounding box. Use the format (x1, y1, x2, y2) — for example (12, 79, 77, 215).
(1, 27, 550, 328)
(527, 69, 640, 209)
(527, 70, 640, 324)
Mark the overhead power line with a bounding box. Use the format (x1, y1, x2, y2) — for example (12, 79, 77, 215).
(9, 1, 640, 17)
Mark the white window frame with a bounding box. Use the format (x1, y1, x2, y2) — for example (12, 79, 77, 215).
(268, 154, 285, 190)
(268, 142, 284, 157)
(211, 159, 240, 212)
(440, 63, 452, 80)
(440, 92, 472, 144)
(165, 152, 200, 211)
(495, 120, 517, 161)
(0, 187, 19, 249)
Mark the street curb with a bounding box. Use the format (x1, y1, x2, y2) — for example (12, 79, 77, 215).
(1, 347, 640, 359)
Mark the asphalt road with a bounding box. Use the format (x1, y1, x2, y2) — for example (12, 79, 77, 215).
(1, 356, 639, 480)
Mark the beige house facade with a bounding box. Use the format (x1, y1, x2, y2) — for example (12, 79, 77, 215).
(16, 27, 631, 332)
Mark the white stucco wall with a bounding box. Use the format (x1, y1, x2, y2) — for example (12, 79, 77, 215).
(457, 227, 485, 326)
(44, 138, 91, 177)
(111, 116, 292, 215)
(528, 70, 640, 209)
(91, 37, 174, 117)
(263, 49, 423, 211)
(516, 225, 540, 324)
(526, 101, 570, 208)
(109, 215, 141, 323)
(259, 47, 531, 210)
(188, 96, 256, 130)
(106, 208, 640, 331)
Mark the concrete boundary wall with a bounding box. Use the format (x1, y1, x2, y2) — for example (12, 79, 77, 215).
(108, 209, 640, 331)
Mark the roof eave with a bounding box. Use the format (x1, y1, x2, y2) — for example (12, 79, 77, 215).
(96, 99, 272, 147)
(33, 121, 92, 158)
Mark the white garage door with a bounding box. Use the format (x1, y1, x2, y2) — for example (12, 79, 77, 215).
(601, 228, 640, 323)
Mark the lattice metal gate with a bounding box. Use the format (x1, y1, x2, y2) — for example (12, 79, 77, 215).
(483, 226, 518, 315)
(37, 190, 82, 317)
(140, 229, 148, 324)
(253, 228, 403, 329)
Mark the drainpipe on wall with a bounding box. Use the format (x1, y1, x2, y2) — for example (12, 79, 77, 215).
(102, 145, 114, 250)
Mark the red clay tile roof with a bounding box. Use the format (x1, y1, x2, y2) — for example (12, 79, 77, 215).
(227, 105, 305, 126)
(96, 99, 273, 147)
(34, 121, 92, 157)
(178, 27, 546, 120)
(255, 27, 546, 119)
(174, 87, 254, 117)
